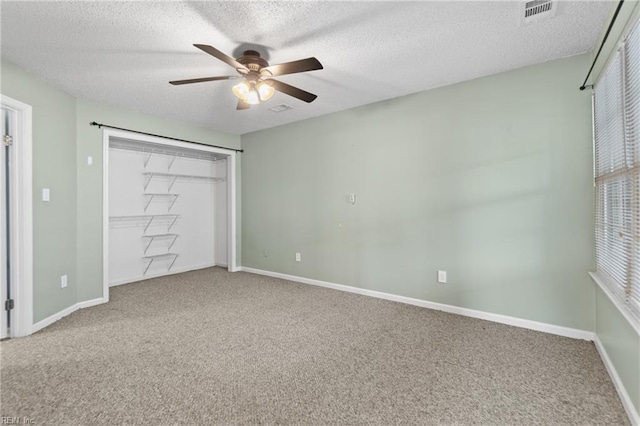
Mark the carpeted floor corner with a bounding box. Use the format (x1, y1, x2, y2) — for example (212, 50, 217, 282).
(0, 267, 630, 425)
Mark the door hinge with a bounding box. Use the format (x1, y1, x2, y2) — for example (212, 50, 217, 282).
(3, 135, 12, 146)
(5, 299, 14, 311)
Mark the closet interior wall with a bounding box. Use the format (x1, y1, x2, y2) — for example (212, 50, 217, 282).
(108, 138, 228, 286)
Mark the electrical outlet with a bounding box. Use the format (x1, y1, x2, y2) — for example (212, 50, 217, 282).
(437, 270, 447, 283)
(263, 249, 268, 258)
(61, 275, 68, 288)
(295, 252, 301, 262)
(87, 156, 93, 165)
(42, 188, 50, 202)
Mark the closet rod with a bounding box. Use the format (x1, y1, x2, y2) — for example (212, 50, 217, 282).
(89, 121, 243, 153)
(579, 0, 624, 91)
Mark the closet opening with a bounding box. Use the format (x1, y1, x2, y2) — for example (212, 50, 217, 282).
(102, 129, 238, 299)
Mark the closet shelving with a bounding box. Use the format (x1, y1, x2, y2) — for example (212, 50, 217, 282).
(109, 214, 180, 233)
(138, 150, 227, 168)
(141, 233, 178, 255)
(142, 172, 225, 191)
(142, 253, 179, 275)
(110, 137, 228, 283)
(139, 150, 224, 277)
(143, 193, 179, 212)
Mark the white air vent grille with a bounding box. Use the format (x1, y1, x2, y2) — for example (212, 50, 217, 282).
(522, 0, 556, 25)
(269, 104, 294, 113)
(525, 0, 551, 17)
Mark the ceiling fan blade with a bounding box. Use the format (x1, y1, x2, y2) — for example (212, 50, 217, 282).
(261, 57, 323, 77)
(169, 76, 239, 85)
(267, 79, 318, 103)
(194, 44, 249, 73)
(237, 100, 250, 110)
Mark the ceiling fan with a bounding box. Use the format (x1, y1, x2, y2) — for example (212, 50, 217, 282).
(170, 44, 323, 110)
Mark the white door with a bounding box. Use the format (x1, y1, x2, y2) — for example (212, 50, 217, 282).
(1, 108, 9, 339)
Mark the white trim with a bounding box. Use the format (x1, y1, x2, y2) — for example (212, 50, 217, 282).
(590, 272, 640, 336)
(102, 130, 110, 303)
(75, 297, 106, 310)
(108, 262, 217, 287)
(30, 297, 107, 334)
(228, 152, 239, 272)
(1, 95, 33, 338)
(594, 334, 640, 425)
(102, 128, 239, 296)
(240, 267, 594, 341)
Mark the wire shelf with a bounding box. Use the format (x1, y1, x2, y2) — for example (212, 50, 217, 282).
(142, 253, 179, 275)
(110, 138, 228, 162)
(109, 214, 180, 233)
(141, 233, 178, 255)
(143, 193, 179, 212)
(142, 172, 225, 191)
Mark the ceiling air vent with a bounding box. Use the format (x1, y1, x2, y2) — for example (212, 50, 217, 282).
(268, 104, 294, 113)
(521, 0, 556, 25)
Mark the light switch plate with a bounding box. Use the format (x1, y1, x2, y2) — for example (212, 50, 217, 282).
(87, 156, 93, 165)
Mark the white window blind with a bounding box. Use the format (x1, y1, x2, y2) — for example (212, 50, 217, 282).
(594, 19, 640, 327)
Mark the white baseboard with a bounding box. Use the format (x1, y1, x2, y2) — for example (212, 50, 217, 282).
(109, 263, 217, 287)
(240, 267, 594, 341)
(30, 297, 107, 335)
(594, 335, 640, 425)
(76, 297, 106, 310)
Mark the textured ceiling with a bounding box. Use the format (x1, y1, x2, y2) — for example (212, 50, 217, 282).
(1, 1, 611, 135)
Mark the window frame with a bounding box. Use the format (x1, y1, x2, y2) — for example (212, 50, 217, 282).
(592, 22, 640, 335)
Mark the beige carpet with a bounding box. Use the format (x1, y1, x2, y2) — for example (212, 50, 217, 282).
(0, 267, 629, 425)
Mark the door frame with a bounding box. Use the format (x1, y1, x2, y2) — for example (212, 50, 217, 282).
(102, 128, 239, 300)
(1, 94, 33, 338)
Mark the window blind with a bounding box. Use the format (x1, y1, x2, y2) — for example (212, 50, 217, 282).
(625, 18, 640, 323)
(594, 18, 640, 327)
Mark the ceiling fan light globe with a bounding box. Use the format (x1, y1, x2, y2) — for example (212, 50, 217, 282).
(247, 90, 260, 105)
(257, 81, 275, 101)
(232, 81, 250, 101)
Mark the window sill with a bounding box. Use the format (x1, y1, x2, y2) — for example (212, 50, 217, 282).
(589, 272, 640, 336)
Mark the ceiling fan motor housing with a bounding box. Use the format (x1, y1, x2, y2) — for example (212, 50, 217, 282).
(238, 50, 269, 73)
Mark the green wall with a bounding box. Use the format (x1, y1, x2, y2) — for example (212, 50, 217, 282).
(242, 54, 595, 331)
(596, 286, 640, 414)
(1, 60, 78, 322)
(1, 59, 241, 322)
